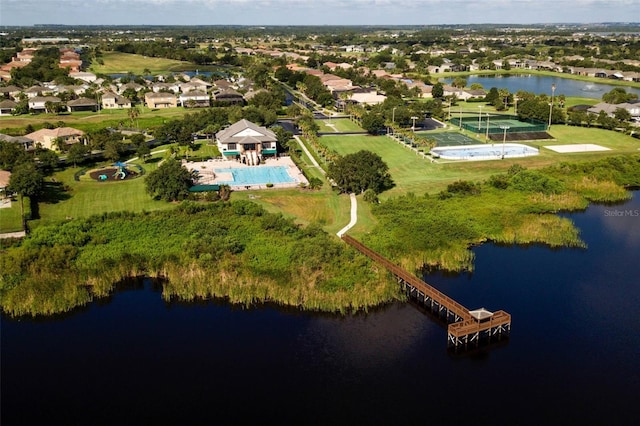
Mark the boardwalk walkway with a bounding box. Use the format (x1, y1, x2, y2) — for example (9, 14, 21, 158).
(341, 234, 511, 349)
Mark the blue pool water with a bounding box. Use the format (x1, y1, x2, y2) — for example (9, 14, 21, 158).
(431, 143, 539, 160)
(215, 166, 296, 186)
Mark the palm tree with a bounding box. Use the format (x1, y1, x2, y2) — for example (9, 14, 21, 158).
(128, 106, 140, 129)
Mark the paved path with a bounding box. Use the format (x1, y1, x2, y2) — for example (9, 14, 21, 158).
(337, 193, 357, 238)
(293, 135, 325, 175)
(0, 231, 26, 239)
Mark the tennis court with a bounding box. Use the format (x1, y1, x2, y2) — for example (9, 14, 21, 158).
(429, 132, 479, 147)
(451, 114, 548, 135)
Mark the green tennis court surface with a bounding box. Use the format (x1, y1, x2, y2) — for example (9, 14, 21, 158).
(429, 132, 479, 147)
(452, 114, 547, 134)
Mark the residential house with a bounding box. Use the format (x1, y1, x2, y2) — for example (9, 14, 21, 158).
(0, 85, 23, 100)
(350, 90, 387, 105)
(70, 71, 98, 83)
(28, 96, 62, 113)
(588, 102, 640, 118)
(213, 88, 245, 106)
(145, 92, 178, 109)
(0, 133, 35, 151)
(180, 80, 209, 94)
(25, 127, 85, 151)
(118, 82, 146, 95)
(24, 85, 49, 98)
(151, 82, 181, 94)
(442, 86, 485, 101)
(213, 79, 234, 91)
(101, 91, 131, 109)
(179, 90, 210, 108)
(215, 119, 278, 165)
(0, 99, 17, 115)
(66, 97, 99, 112)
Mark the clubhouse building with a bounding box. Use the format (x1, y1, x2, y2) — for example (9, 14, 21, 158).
(216, 119, 278, 166)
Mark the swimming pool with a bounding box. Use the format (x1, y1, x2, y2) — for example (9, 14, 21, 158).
(214, 166, 296, 186)
(430, 143, 539, 161)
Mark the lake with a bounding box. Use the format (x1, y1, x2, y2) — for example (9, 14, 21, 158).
(441, 74, 640, 99)
(2, 193, 639, 425)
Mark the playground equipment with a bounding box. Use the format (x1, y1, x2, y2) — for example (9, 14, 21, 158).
(112, 162, 128, 180)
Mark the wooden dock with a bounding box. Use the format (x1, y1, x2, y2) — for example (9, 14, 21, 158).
(341, 235, 510, 349)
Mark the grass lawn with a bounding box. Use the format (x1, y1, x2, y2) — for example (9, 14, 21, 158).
(315, 118, 364, 133)
(0, 199, 25, 233)
(320, 134, 498, 197)
(28, 149, 175, 229)
(90, 51, 193, 75)
(233, 185, 351, 234)
(320, 127, 640, 198)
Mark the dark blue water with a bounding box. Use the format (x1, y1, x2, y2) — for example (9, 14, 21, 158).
(2, 194, 639, 425)
(441, 74, 640, 99)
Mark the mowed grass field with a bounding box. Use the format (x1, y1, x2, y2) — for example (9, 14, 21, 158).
(31, 162, 173, 228)
(315, 118, 365, 133)
(89, 51, 193, 75)
(320, 127, 640, 198)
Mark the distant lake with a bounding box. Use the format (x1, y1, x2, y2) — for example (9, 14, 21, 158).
(441, 74, 640, 99)
(2, 193, 639, 425)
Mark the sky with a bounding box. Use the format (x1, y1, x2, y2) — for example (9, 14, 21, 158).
(1, 0, 638, 27)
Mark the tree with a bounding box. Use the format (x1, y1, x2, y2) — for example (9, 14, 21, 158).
(67, 143, 89, 167)
(431, 82, 444, 99)
(327, 150, 394, 194)
(361, 112, 386, 135)
(602, 88, 638, 104)
(614, 107, 632, 122)
(128, 106, 140, 128)
(145, 158, 197, 201)
(104, 140, 124, 162)
(0, 140, 30, 171)
(452, 77, 467, 88)
(36, 149, 59, 174)
(8, 161, 44, 229)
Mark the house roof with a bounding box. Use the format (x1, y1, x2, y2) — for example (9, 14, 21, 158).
(179, 90, 208, 98)
(26, 127, 84, 143)
(0, 85, 22, 94)
(216, 119, 276, 144)
(145, 92, 176, 99)
(0, 133, 33, 144)
(29, 96, 61, 103)
(67, 97, 98, 107)
(0, 170, 11, 188)
(0, 99, 18, 108)
(214, 88, 244, 99)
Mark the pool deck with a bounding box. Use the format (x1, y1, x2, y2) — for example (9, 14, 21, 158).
(184, 156, 309, 190)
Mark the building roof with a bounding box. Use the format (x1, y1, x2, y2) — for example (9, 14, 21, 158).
(469, 308, 494, 321)
(0, 133, 33, 144)
(67, 97, 97, 107)
(216, 119, 276, 144)
(0, 170, 11, 188)
(0, 99, 18, 108)
(26, 127, 84, 143)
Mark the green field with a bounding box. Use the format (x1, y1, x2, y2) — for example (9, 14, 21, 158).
(90, 51, 194, 75)
(32, 162, 172, 228)
(315, 118, 365, 133)
(320, 128, 640, 198)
